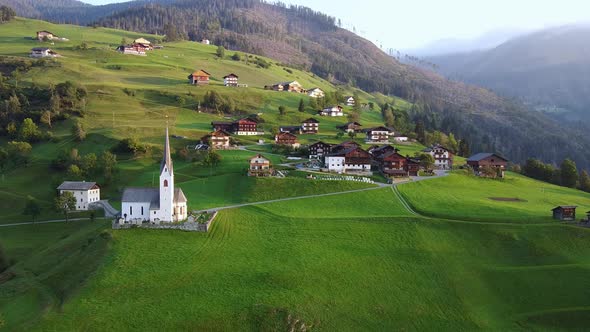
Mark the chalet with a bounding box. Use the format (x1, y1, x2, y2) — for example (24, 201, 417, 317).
(380, 152, 411, 177)
(188, 69, 211, 85)
(344, 96, 355, 106)
(423, 144, 454, 170)
(368, 145, 398, 160)
(30, 48, 60, 58)
(337, 122, 362, 133)
(117, 45, 146, 56)
(211, 119, 263, 135)
(309, 141, 333, 159)
(223, 73, 239, 87)
(36, 30, 57, 41)
(307, 88, 325, 98)
(249, 154, 273, 177)
(319, 105, 344, 117)
(332, 141, 361, 153)
(552, 206, 577, 221)
(467, 153, 509, 178)
(202, 129, 231, 149)
(275, 132, 300, 148)
(211, 121, 234, 132)
(325, 147, 372, 174)
(365, 126, 392, 143)
(201, 39, 211, 45)
(301, 118, 320, 134)
(393, 134, 409, 142)
(57, 181, 100, 211)
(133, 38, 152, 49)
(270, 81, 305, 93)
(279, 126, 302, 135)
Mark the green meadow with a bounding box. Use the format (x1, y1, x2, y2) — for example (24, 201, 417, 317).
(1, 18, 590, 331)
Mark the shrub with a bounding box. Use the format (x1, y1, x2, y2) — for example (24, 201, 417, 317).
(113, 137, 147, 155)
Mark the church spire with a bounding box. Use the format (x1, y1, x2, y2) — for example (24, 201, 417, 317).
(161, 125, 173, 175)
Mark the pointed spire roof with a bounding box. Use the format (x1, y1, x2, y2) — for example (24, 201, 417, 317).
(161, 126, 173, 175)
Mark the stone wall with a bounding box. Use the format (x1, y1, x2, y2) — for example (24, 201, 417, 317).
(112, 212, 217, 232)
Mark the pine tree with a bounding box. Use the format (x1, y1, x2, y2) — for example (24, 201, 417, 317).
(560, 159, 578, 188)
(414, 121, 426, 144)
(298, 98, 305, 112)
(22, 196, 41, 223)
(579, 170, 590, 192)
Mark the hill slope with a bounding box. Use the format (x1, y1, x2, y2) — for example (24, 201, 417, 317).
(427, 25, 590, 121)
(5, 0, 590, 167)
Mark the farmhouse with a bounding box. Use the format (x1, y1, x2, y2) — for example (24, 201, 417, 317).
(117, 45, 146, 56)
(423, 144, 454, 170)
(467, 153, 509, 178)
(57, 181, 101, 211)
(133, 38, 152, 49)
(337, 122, 362, 133)
(365, 126, 392, 143)
(301, 118, 320, 133)
(319, 105, 344, 117)
(188, 69, 211, 85)
(307, 87, 325, 98)
(121, 127, 188, 224)
(30, 47, 60, 58)
(223, 73, 239, 87)
(344, 96, 355, 106)
(552, 206, 577, 221)
(368, 144, 398, 159)
(234, 118, 263, 135)
(249, 154, 273, 177)
(380, 152, 411, 177)
(269, 81, 305, 93)
(202, 129, 231, 149)
(36, 30, 59, 41)
(279, 126, 302, 135)
(309, 141, 333, 159)
(275, 132, 300, 148)
(393, 133, 409, 142)
(325, 146, 372, 174)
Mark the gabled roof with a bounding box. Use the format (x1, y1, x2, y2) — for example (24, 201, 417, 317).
(467, 153, 509, 162)
(223, 73, 239, 78)
(190, 69, 211, 77)
(211, 129, 232, 137)
(302, 118, 319, 124)
(552, 206, 577, 211)
(276, 132, 297, 139)
(122, 187, 160, 209)
(423, 144, 450, 153)
(37, 30, 56, 35)
(57, 181, 98, 191)
(365, 126, 391, 132)
(338, 122, 362, 128)
(250, 154, 269, 161)
(309, 141, 332, 147)
(174, 188, 187, 204)
(134, 37, 151, 44)
(31, 47, 51, 52)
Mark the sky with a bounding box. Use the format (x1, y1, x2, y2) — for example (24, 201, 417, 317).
(80, 0, 590, 50)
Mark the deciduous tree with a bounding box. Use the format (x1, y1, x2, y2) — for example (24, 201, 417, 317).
(23, 196, 41, 223)
(54, 191, 76, 222)
(560, 159, 578, 188)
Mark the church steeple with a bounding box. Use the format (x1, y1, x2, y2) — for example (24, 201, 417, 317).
(160, 125, 173, 176)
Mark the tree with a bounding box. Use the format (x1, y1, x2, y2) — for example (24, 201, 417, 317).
(49, 94, 61, 114)
(480, 165, 498, 178)
(100, 151, 117, 183)
(383, 108, 394, 128)
(40, 110, 52, 128)
(447, 133, 458, 153)
(72, 120, 86, 141)
(6, 122, 17, 138)
(22, 196, 41, 223)
(458, 139, 470, 157)
(216, 45, 226, 58)
(560, 159, 578, 188)
(0, 6, 16, 23)
(368, 102, 374, 110)
(0, 148, 7, 172)
(18, 118, 41, 142)
(203, 150, 222, 167)
(579, 170, 590, 192)
(54, 191, 76, 222)
(163, 24, 180, 42)
(348, 131, 356, 139)
(67, 164, 83, 180)
(231, 52, 241, 61)
(417, 153, 435, 172)
(121, 37, 128, 45)
(0, 243, 7, 273)
(298, 98, 305, 112)
(6, 141, 32, 166)
(81, 153, 98, 175)
(352, 93, 361, 112)
(278, 105, 286, 116)
(414, 121, 426, 144)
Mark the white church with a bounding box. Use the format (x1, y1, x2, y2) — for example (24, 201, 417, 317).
(121, 127, 188, 224)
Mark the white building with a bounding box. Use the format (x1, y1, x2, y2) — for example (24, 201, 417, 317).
(344, 96, 355, 106)
(325, 147, 372, 174)
(30, 48, 60, 58)
(201, 39, 211, 45)
(423, 144, 454, 170)
(223, 73, 239, 87)
(307, 88, 325, 98)
(57, 181, 101, 211)
(121, 127, 188, 224)
(365, 126, 392, 143)
(393, 134, 409, 142)
(319, 105, 344, 117)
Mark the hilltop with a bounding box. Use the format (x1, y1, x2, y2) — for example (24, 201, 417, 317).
(4, 0, 590, 168)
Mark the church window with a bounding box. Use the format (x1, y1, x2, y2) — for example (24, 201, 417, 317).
(164, 179, 168, 187)
(130, 206, 133, 215)
(141, 206, 144, 215)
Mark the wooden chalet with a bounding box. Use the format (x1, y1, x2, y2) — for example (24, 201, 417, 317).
(133, 38, 153, 50)
(279, 126, 302, 134)
(309, 141, 333, 159)
(301, 118, 320, 134)
(325, 146, 372, 173)
(380, 152, 410, 177)
(268, 81, 305, 93)
(248, 154, 273, 177)
(368, 145, 398, 159)
(117, 45, 146, 56)
(552, 206, 577, 221)
(319, 105, 344, 117)
(337, 122, 362, 133)
(223, 73, 239, 87)
(365, 126, 392, 143)
(234, 118, 261, 135)
(36, 30, 57, 41)
(331, 141, 361, 154)
(275, 132, 300, 148)
(188, 69, 211, 85)
(307, 88, 325, 98)
(467, 153, 509, 178)
(202, 129, 231, 149)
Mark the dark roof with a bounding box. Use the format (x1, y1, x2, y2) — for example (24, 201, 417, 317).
(211, 121, 233, 125)
(31, 47, 51, 51)
(467, 153, 509, 162)
(280, 125, 301, 131)
(160, 127, 173, 175)
(211, 129, 232, 137)
(122, 187, 160, 210)
(552, 206, 577, 211)
(364, 126, 391, 133)
(302, 118, 320, 123)
(174, 188, 187, 204)
(57, 181, 98, 191)
(223, 73, 238, 78)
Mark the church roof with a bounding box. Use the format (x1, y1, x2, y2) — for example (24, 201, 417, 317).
(174, 188, 187, 204)
(161, 126, 173, 175)
(121, 188, 160, 210)
(57, 181, 98, 191)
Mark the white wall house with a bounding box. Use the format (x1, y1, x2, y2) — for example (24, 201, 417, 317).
(308, 88, 325, 98)
(423, 144, 454, 170)
(57, 181, 101, 211)
(365, 127, 392, 143)
(393, 134, 409, 142)
(325, 156, 346, 173)
(121, 127, 188, 224)
(319, 106, 344, 117)
(223, 74, 239, 87)
(325, 147, 372, 173)
(30, 48, 60, 58)
(344, 96, 355, 106)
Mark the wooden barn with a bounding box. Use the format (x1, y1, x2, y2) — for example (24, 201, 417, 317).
(552, 206, 577, 221)
(188, 69, 211, 85)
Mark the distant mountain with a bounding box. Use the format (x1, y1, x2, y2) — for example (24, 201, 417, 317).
(3, 0, 590, 167)
(426, 24, 590, 121)
(406, 28, 528, 57)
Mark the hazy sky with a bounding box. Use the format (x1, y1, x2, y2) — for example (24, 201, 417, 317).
(81, 0, 590, 49)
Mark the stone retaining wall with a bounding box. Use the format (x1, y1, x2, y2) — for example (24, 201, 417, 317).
(112, 212, 217, 232)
